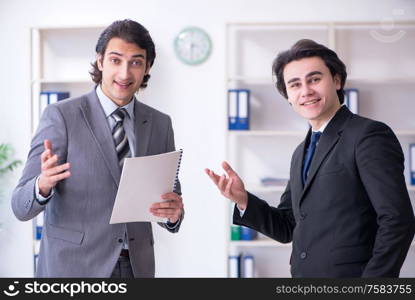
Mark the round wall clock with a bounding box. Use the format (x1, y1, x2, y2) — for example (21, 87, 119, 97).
(174, 27, 212, 65)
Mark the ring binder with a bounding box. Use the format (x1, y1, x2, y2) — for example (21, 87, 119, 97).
(173, 149, 183, 191)
(110, 150, 184, 223)
(228, 89, 250, 130)
(242, 254, 255, 278)
(228, 248, 241, 278)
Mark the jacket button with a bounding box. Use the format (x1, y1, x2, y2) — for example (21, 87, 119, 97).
(300, 252, 307, 259)
(300, 213, 307, 220)
(118, 238, 123, 243)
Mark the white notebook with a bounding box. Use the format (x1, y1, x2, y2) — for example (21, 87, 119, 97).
(109, 150, 183, 224)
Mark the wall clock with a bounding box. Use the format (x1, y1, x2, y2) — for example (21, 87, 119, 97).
(174, 27, 212, 65)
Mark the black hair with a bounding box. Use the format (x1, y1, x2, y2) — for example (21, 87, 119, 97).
(272, 39, 347, 104)
(89, 19, 156, 88)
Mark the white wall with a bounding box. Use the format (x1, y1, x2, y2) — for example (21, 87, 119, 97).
(0, 0, 414, 277)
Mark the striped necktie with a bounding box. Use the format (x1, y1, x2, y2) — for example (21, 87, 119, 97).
(112, 108, 131, 168)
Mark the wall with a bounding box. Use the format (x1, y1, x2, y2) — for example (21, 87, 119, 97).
(0, 0, 414, 277)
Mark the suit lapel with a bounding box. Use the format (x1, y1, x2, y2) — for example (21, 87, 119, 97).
(292, 136, 308, 192)
(299, 106, 351, 206)
(134, 100, 152, 157)
(80, 90, 121, 185)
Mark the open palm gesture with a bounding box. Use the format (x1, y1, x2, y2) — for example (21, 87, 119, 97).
(205, 161, 248, 210)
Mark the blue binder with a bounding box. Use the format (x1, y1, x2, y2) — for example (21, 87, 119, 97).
(35, 211, 44, 240)
(39, 91, 70, 115)
(34, 254, 39, 273)
(35, 226, 42, 240)
(228, 253, 241, 278)
(240, 226, 257, 240)
(410, 144, 415, 185)
(228, 89, 250, 130)
(228, 90, 238, 130)
(242, 254, 254, 278)
(344, 88, 358, 114)
(237, 89, 249, 130)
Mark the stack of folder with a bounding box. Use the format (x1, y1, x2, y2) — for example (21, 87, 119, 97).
(228, 251, 255, 278)
(228, 89, 250, 130)
(39, 91, 70, 115)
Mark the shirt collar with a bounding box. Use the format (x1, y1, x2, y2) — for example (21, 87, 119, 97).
(314, 118, 330, 133)
(311, 104, 344, 133)
(96, 85, 135, 120)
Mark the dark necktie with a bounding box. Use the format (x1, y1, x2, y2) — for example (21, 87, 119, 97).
(302, 131, 322, 184)
(112, 108, 131, 168)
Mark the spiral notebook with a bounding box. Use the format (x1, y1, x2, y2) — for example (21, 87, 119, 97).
(109, 149, 183, 224)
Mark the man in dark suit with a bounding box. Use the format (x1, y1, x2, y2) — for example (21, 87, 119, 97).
(12, 19, 184, 277)
(206, 39, 415, 277)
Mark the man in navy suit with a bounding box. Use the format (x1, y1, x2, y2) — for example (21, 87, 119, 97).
(206, 39, 415, 277)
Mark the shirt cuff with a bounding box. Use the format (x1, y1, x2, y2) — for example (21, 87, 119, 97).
(237, 206, 246, 217)
(35, 176, 54, 204)
(166, 219, 180, 229)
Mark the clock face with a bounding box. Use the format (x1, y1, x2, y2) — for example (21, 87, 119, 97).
(174, 27, 212, 65)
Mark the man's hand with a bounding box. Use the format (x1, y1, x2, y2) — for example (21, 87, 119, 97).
(150, 192, 184, 224)
(205, 161, 248, 210)
(38, 139, 71, 197)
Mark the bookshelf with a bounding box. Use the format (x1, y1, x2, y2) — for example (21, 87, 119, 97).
(30, 26, 104, 132)
(225, 21, 415, 277)
(30, 25, 105, 274)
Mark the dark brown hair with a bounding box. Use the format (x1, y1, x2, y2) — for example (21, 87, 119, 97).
(89, 19, 156, 88)
(272, 39, 347, 104)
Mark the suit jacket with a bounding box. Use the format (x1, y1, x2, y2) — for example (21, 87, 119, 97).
(234, 106, 415, 277)
(12, 89, 182, 277)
